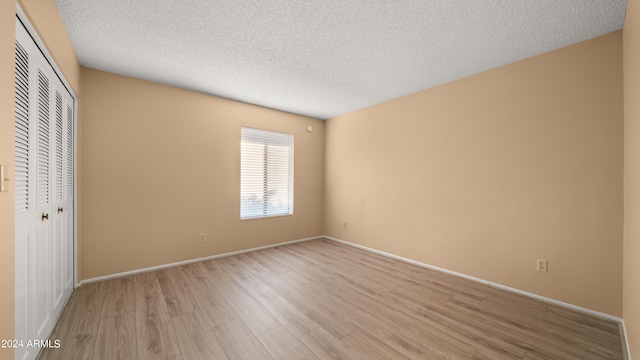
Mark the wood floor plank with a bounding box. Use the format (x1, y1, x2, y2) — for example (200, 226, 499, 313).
(201, 260, 281, 336)
(390, 290, 530, 358)
(343, 329, 410, 360)
(445, 297, 611, 360)
(70, 282, 108, 358)
(323, 239, 497, 300)
(53, 288, 78, 332)
(302, 240, 411, 285)
(244, 249, 290, 275)
(213, 318, 274, 360)
(450, 295, 622, 358)
(487, 297, 619, 349)
(385, 331, 457, 360)
(280, 271, 399, 341)
(396, 311, 479, 358)
(252, 247, 330, 288)
(271, 246, 330, 282)
(472, 348, 523, 360)
(233, 251, 358, 339)
(320, 276, 434, 337)
(133, 272, 180, 360)
(215, 253, 261, 275)
(40, 239, 625, 360)
(390, 283, 452, 306)
(93, 312, 137, 360)
(224, 262, 320, 337)
(39, 286, 79, 360)
(100, 277, 135, 319)
(292, 242, 400, 292)
(264, 272, 359, 339)
(39, 282, 106, 360)
(319, 240, 490, 303)
(332, 273, 527, 358)
(170, 310, 228, 360)
(258, 326, 320, 360)
(177, 263, 237, 327)
(335, 284, 476, 360)
(483, 290, 548, 316)
(522, 350, 558, 360)
(544, 304, 621, 335)
(400, 327, 476, 359)
(156, 266, 197, 318)
(300, 327, 367, 360)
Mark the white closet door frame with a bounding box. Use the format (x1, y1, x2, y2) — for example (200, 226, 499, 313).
(16, 4, 78, 288)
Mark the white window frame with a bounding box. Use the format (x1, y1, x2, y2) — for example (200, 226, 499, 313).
(240, 127, 294, 220)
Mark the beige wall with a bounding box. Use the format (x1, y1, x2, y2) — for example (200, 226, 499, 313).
(79, 67, 324, 280)
(0, 2, 16, 358)
(624, 0, 640, 356)
(325, 32, 624, 316)
(0, 1, 80, 359)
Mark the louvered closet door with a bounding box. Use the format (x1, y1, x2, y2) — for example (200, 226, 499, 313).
(51, 85, 74, 317)
(14, 29, 55, 352)
(14, 15, 75, 360)
(14, 30, 33, 360)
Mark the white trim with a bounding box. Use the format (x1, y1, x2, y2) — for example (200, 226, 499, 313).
(621, 320, 632, 360)
(79, 236, 322, 285)
(15, 5, 77, 99)
(323, 235, 623, 323)
(72, 91, 78, 289)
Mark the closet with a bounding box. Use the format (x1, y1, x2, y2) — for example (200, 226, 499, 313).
(14, 10, 75, 360)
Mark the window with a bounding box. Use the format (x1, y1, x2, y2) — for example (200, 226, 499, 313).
(240, 127, 294, 219)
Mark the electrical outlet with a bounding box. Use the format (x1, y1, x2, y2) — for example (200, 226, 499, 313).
(199, 233, 206, 243)
(343, 222, 348, 229)
(536, 259, 548, 273)
(339, 221, 348, 229)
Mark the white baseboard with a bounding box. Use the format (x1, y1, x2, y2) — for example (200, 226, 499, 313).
(79, 235, 322, 285)
(323, 235, 623, 324)
(621, 320, 633, 360)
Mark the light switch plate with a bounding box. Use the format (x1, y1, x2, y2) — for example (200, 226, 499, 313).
(0, 165, 6, 192)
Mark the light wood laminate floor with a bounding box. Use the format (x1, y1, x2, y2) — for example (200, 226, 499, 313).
(39, 238, 626, 360)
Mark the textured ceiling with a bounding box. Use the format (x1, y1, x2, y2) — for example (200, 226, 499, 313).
(55, 0, 627, 120)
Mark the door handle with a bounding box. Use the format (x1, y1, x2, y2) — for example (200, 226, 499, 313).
(58, 207, 63, 214)
(41, 212, 49, 221)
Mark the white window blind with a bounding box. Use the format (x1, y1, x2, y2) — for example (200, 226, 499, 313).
(241, 127, 293, 219)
